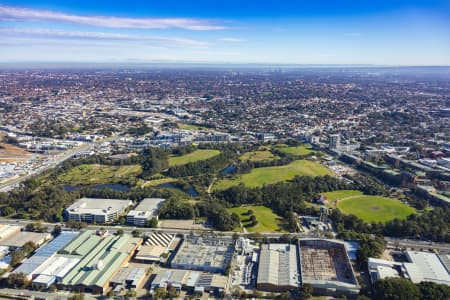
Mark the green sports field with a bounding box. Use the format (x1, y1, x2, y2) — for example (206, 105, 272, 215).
(228, 205, 285, 232)
(57, 164, 142, 185)
(336, 194, 415, 223)
(322, 190, 363, 202)
(240, 150, 279, 162)
(214, 159, 333, 190)
(168, 149, 221, 166)
(276, 144, 315, 156)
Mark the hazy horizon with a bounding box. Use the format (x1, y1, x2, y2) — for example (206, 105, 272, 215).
(1, 1, 449, 65)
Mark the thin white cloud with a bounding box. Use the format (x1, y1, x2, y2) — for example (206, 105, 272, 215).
(0, 5, 226, 30)
(0, 27, 209, 47)
(217, 37, 245, 42)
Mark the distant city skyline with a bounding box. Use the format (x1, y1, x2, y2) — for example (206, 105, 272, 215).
(0, 0, 449, 65)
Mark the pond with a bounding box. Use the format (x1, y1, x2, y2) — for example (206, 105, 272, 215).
(63, 183, 131, 192)
(155, 183, 199, 197)
(222, 164, 237, 175)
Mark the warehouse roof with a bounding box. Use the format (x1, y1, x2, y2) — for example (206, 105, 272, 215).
(61, 232, 140, 288)
(13, 231, 79, 276)
(0, 231, 51, 248)
(257, 244, 299, 288)
(405, 251, 450, 285)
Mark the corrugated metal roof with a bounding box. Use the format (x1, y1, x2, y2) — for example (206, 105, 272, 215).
(60, 231, 91, 255)
(74, 235, 101, 256)
(61, 233, 134, 288)
(13, 232, 79, 276)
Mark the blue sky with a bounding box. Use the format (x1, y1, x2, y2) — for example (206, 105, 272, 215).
(0, 1, 449, 65)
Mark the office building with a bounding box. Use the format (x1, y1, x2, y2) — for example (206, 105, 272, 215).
(329, 134, 341, 150)
(65, 198, 132, 224)
(126, 198, 165, 226)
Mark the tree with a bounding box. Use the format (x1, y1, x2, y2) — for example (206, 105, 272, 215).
(66, 220, 86, 230)
(106, 290, 114, 298)
(125, 289, 137, 299)
(418, 281, 450, 300)
(10, 249, 26, 267)
(68, 294, 85, 300)
(132, 229, 142, 237)
(279, 291, 291, 300)
(373, 278, 420, 300)
(116, 229, 125, 236)
(301, 283, 313, 299)
(7, 273, 29, 289)
(167, 287, 179, 298)
(52, 225, 62, 236)
(153, 288, 167, 299)
(147, 217, 158, 228)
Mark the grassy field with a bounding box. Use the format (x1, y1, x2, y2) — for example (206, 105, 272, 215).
(178, 123, 213, 131)
(141, 177, 177, 187)
(57, 164, 142, 185)
(240, 150, 279, 162)
(168, 149, 221, 167)
(337, 195, 415, 223)
(276, 144, 315, 156)
(322, 190, 363, 201)
(228, 205, 285, 232)
(214, 160, 333, 190)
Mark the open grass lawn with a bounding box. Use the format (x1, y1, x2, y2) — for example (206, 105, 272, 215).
(276, 144, 315, 156)
(177, 123, 213, 131)
(228, 205, 285, 232)
(57, 164, 142, 185)
(141, 177, 177, 187)
(337, 195, 415, 223)
(214, 160, 332, 190)
(168, 149, 221, 167)
(240, 150, 279, 162)
(322, 190, 363, 201)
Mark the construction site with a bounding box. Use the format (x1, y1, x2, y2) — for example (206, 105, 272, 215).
(298, 239, 360, 296)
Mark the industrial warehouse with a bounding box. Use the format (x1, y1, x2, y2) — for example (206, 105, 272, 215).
(298, 239, 360, 296)
(255, 239, 360, 297)
(256, 243, 300, 292)
(170, 235, 235, 273)
(3, 229, 363, 297)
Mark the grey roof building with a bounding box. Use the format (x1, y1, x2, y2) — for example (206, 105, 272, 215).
(65, 198, 132, 224)
(256, 243, 300, 292)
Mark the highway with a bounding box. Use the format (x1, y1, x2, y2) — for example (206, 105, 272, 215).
(385, 237, 450, 253)
(0, 136, 115, 192)
(0, 288, 97, 300)
(1, 217, 450, 253)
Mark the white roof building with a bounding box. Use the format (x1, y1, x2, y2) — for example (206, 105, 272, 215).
(66, 198, 132, 224)
(404, 251, 450, 285)
(368, 251, 450, 286)
(126, 198, 165, 226)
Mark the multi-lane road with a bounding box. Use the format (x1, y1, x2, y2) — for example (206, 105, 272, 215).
(0, 136, 116, 192)
(1, 217, 450, 253)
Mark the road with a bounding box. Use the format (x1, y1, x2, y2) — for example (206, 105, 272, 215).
(385, 237, 450, 253)
(0, 288, 97, 300)
(0, 136, 116, 192)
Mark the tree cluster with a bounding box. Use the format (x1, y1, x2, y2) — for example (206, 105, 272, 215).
(373, 278, 450, 300)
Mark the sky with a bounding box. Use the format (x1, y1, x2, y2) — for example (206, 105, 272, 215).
(0, 1, 449, 65)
